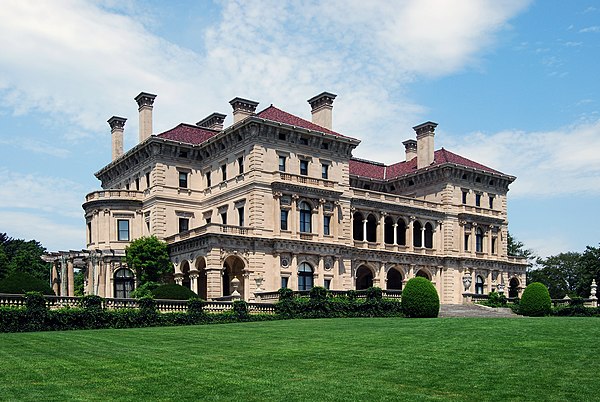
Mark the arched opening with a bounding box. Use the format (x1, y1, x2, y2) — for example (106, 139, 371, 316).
(298, 262, 314, 291)
(356, 265, 374, 290)
(195, 257, 207, 300)
(424, 222, 434, 249)
(397, 219, 406, 246)
(386, 268, 403, 290)
(475, 228, 484, 253)
(353, 211, 364, 241)
(416, 269, 430, 281)
(384, 216, 394, 244)
(299, 201, 312, 233)
(509, 277, 520, 298)
(475, 275, 485, 294)
(223, 255, 245, 299)
(180, 260, 191, 289)
(366, 214, 377, 242)
(413, 221, 423, 247)
(114, 268, 135, 299)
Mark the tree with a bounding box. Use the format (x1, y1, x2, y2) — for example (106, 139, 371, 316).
(531, 252, 581, 298)
(575, 245, 600, 297)
(507, 232, 535, 260)
(125, 236, 172, 284)
(0, 233, 50, 282)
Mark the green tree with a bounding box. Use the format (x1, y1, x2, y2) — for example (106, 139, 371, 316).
(575, 245, 600, 297)
(125, 236, 172, 284)
(0, 233, 50, 282)
(531, 252, 581, 299)
(507, 232, 535, 260)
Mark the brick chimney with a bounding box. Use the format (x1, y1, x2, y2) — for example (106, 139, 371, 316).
(134, 92, 157, 142)
(229, 98, 259, 124)
(197, 112, 226, 131)
(307, 92, 336, 130)
(413, 121, 438, 169)
(402, 139, 417, 162)
(107, 116, 126, 161)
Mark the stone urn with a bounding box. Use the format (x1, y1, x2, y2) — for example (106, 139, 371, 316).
(230, 276, 241, 299)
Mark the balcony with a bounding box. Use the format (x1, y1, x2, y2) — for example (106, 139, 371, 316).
(278, 172, 335, 188)
(165, 224, 255, 244)
(85, 189, 144, 202)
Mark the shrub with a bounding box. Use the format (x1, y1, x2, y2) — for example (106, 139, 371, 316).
(151, 284, 197, 300)
(233, 300, 249, 319)
(519, 282, 551, 317)
(309, 286, 328, 301)
(365, 287, 383, 301)
(80, 295, 104, 310)
(401, 277, 439, 318)
(131, 281, 159, 298)
(346, 290, 358, 300)
(278, 287, 294, 301)
(137, 296, 157, 312)
(0, 271, 54, 295)
(483, 291, 507, 308)
(187, 298, 204, 315)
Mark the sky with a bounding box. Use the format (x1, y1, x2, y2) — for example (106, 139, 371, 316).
(0, 0, 599, 259)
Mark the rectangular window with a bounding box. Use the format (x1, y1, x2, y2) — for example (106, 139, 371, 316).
(462, 191, 468, 204)
(279, 156, 286, 172)
(238, 207, 244, 227)
(221, 212, 227, 225)
(300, 137, 309, 145)
(489, 196, 494, 209)
(300, 160, 308, 176)
(238, 156, 244, 174)
(178, 218, 189, 233)
(464, 234, 470, 251)
(87, 222, 92, 244)
(206, 172, 212, 188)
(475, 193, 481, 207)
(206, 217, 212, 225)
(146, 220, 150, 232)
(491, 237, 497, 254)
(135, 178, 140, 191)
(117, 220, 129, 241)
(323, 215, 331, 236)
(179, 171, 188, 188)
(145, 172, 151, 188)
(324, 278, 331, 290)
(280, 210, 289, 230)
(281, 276, 289, 289)
(321, 164, 329, 179)
(125, 182, 130, 190)
(221, 164, 227, 181)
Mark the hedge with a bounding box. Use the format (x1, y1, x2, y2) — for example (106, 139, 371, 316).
(151, 284, 197, 300)
(519, 282, 552, 317)
(0, 272, 54, 295)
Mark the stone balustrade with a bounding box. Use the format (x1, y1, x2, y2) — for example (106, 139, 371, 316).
(85, 189, 144, 202)
(254, 289, 402, 302)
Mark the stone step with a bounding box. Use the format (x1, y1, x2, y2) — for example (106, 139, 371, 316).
(439, 303, 520, 318)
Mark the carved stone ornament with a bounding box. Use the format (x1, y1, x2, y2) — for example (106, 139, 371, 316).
(462, 272, 472, 292)
(280, 254, 291, 269)
(324, 257, 333, 271)
(591, 279, 597, 299)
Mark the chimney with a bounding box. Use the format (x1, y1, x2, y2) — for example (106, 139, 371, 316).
(197, 112, 226, 131)
(413, 121, 438, 169)
(402, 139, 417, 162)
(107, 116, 126, 161)
(229, 97, 259, 124)
(134, 92, 157, 142)
(307, 91, 336, 130)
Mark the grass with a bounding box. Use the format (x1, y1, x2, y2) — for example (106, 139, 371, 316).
(0, 317, 598, 401)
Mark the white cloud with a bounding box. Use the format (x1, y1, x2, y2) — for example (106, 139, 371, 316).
(0, 138, 70, 158)
(580, 26, 600, 33)
(445, 120, 600, 198)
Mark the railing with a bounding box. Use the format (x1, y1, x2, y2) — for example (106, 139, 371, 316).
(85, 189, 144, 202)
(351, 189, 443, 211)
(165, 223, 254, 243)
(255, 289, 402, 302)
(278, 172, 336, 188)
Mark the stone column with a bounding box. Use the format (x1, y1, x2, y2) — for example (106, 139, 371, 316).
(318, 199, 325, 240)
(51, 261, 60, 295)
(420, 226, 425, 249)
(408, 217, 415, 251)
(393, 223, 398, 245)
(291, 195, 299, 235)
(205, 268, 222, 300)
(317, 256, 324, 287)
(379, 213, 386, 247)
(67, 259, 75, 296)
(362, 219, 367, 242)
(190, 272, 199, 294)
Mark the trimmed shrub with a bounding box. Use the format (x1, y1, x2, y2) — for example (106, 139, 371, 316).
(278, 287, 294, 301)
(401, 277, 439, 318)
(0, 271, 54, 295)
(309, 286, 328, 301)
(519, 282, 551, 317)
(187, 298, 204, 315)
(137, 296, 157, 312)
(483, 291, 507, 308)
(80, 295, 104, 310)
(347, 290, 358, 300)
(233, 300, 249, 319)
(131, 281, 159, 298)
(365, 287, 383, 301)
(151, 284, 197, 300)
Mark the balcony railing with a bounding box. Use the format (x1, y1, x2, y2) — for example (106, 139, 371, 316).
(166, 223, 254, 243)
(278, 172, 336, 188)
(255, 289, 402, 302)
(85, 189, 144, 202)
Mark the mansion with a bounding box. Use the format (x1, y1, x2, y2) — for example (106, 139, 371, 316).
(47, 91, 527, 304)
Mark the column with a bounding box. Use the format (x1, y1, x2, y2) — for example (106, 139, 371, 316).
(486, 270, 493, 293)
(393, 223, 398, 245)
(67, 259, 75, 296)
(190, 272, 199, 294)
(289, 254, 298, 290)
(317, 256, 324, 287)
(318, 199, 325, 240)
(51, 262, 59, 295)
(420, 226, 425, 249)
(408, 217, 415, 251)
(362, 219, 367, 242)
(60, 256, 67, 296)
(379, 213, 386, 247)
(273, 193, 281, 236)
(291, 195, 299, 235)
(205, 268, 222, 300)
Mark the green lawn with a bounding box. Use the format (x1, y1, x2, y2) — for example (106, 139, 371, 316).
(0, 317, 598, 401)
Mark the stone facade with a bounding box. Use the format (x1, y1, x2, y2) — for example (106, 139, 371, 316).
(49, 91, 527, 303)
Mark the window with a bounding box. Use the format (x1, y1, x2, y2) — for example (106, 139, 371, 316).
(206, 217, 212, 225)
(476, 228, 484, 252)
(321, 164, 329, 179)
(475, 193, 481, 207)
(114, 269, 134, 298)
(146, 220, 150, 232)
(280, 210, 289, 230)
(462, 191, 468, 204)
(321, 142, 329, 150)
(424, 222, 434, 249)
(179, 171, 188, 188)
(279, 132, 287, 141)
(87, 222, 92, 244)
(324, 215, 331, 235)
(221, 212, 227, 225)
(324, 278, 331, 290)
(299, 201, 312, 233)
(179, 218, 189, 233)
(206, 172, 212, 188)
(413, 221, 422, 247)
(135, 178, 140, 191)
(299, 137, 309, 145)
(489, 196, 494, 209)
(300, 160, 308, 176)
(279, 156, 286, 172)
(145, 172, 151, 188)
(281, 276, 289, 289)
(221, 164, 227, 181)
(464, 233, 470, 251)
(238, 156, 244, 174)
(475, 275, 484, 295)
(298, 262, 314, 291)
(125, 182, 130, 190)
(117, 220, 129, 241)
(238, 207, 244, 227)
(491, 237, 497, 254)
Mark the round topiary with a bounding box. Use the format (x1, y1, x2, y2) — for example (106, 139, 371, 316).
(151, 284, 197, 300)
(519, 282, 551, 317)
(0, 271, 54, 295)
(401, 277, 440, 318)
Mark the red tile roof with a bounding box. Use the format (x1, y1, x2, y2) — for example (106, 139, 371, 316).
(256, 105, 354, 139)
(156, 123, 218, 145)
(350, 148, 503, 180)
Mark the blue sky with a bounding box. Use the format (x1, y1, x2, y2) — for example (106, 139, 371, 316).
(0, 0, 599, 258)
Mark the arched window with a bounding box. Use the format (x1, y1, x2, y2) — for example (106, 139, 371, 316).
(356, 266, 374, 290)
(475, 275, 484, 294)
(114, 268, 134, 298)
(299, 201, 312, 233)
(386, 268, 403, 290)
(413, 221, 423, 247)
(416, 269, 430, 280)
(424, 222, 434, 249)
(366, 214, 377, 242)
(353, 211, 364, 241)
(475, 228, 484, 253)
(298, 262, 314, 291)
(397, 219, 406, 246)
(384, 216, 394, 244)
(509, 278, 519, 298)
